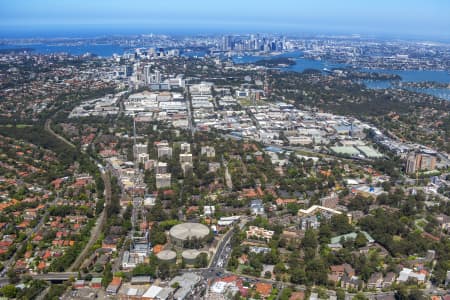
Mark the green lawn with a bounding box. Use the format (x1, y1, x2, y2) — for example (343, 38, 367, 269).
(0, 124, 32, 128)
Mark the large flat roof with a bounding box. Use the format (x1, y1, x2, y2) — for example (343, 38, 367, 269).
(169, 222, 210, 241)
(330, 146, 360, 156)
(356, 146, 383, 158)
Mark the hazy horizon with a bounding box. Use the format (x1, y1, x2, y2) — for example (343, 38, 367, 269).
(1, 0, 450, 42)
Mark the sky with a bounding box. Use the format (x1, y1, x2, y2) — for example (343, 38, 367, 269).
(1, 0, 449, 40)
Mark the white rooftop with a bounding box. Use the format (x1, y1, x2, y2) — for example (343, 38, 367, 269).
(142, 285, 163, 298)
(211, 281, 228, 294)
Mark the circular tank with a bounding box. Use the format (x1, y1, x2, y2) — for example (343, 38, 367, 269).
(181, 249, 201, 264)
(169, 222, 210, 248)
(156, 250, 177, 263)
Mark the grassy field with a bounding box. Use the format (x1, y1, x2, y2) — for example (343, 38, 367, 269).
(0, 124, 32, 128)
(239, 98, 269, 107)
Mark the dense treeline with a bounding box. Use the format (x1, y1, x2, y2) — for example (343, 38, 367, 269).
(358, 210, 430, 256)
(0, 125, 100, 180)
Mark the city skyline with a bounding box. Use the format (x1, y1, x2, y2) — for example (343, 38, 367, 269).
(1, 0, 450, 41)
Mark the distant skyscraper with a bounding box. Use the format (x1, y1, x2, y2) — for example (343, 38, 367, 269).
(150, 69, 161, 84)
(222, 35, 232, 51)
(143, 65, 152, 84)
(125, 65, 133, 77)
(143, 66, 161, 85)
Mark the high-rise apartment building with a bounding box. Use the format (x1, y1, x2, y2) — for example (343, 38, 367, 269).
(406, 152, 437, 174)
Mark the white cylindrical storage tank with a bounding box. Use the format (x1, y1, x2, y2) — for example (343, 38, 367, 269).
(156, 250, 177, 264)
(182, 249, 201, 264)
(169, 222, 210, 248)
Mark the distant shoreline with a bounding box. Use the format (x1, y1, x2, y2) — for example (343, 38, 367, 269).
(0, 47, 34, 54)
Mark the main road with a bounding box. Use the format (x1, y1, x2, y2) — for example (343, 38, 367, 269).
(0, 272, 78, 287)
(187, 217, 250, 282)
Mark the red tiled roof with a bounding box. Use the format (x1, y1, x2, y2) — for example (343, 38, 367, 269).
(0, 240, 13, 248)
(219, 275, 238, 283)
(43, 250, 52, 260)
(290, 291, 305, 300)
(38, 261, 46, 270)
(255, 282, 272, 297)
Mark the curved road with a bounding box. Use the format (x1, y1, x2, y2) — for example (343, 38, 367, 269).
(45, 119, 76, 148)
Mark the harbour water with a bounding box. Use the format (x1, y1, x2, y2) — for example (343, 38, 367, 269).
(0, 43, 128, 57)
(233, 51, 346, 72)
(234, 52, 450, 101)
(0, 43, 208, 58)
(360, 69, 450, 100)
(363, 80, 450, 101)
